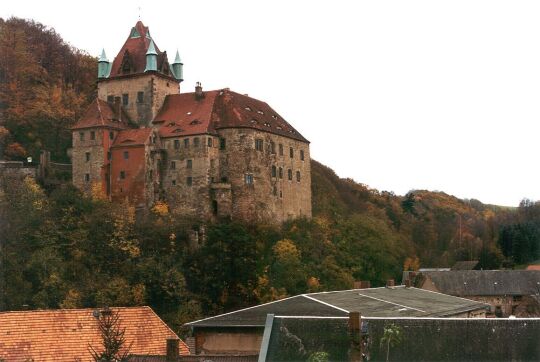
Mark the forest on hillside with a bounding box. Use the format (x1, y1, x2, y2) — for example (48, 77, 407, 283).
(1, 18, 539, 336)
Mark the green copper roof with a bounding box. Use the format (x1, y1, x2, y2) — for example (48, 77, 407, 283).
(146, 40, 157, 55)
(173, 50, 182, 64)
(98, 49, 109, 62)
(130, 27, 141, 38)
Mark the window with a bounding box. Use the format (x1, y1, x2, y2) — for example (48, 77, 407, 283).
(300, 150, 305, 161)
(270, 141, 275, 154)
(187, 177, 193, 186)
(120, 171, 126, 179)
(271, 165, 277, 178)
(172, 180, 176, 186)
(174, 139, 180, 149)
(137, 91, 144, 103)
(85, 152, 90, 162)
(289, 147, 294, 158)
(90, 131, 95, 140)
(212, 200, 218, 215)
(184, 138, 189, 148)
(79, 132, 84, 141)
(194, 137, 200, 147)
(107, 95, 114, 103)
(220, 138, 226, 150)
(123, 151, 129, 160)
(208, 137, 213, 147)
(122, 93, 129, 105)
(279, 143, 283, 156)
(109, 131, 114, 140)
(273, 186, 277, 196)
(149, 170, 153, 181)
(171, 161, 176, 169)
(296, 171, 301, 182)
(279, 167, 283, 179)
(210, 159, 215, 168)
(288, 169, 292, 180)
(107, 151, 111, 160)
(84, 173, 90, 182)
(187, 159, 192, 169)
(245, 174, 254, 185)
(255, 139, 263, 151)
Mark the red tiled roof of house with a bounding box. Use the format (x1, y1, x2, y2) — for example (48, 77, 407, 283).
(112, 128, 153, 147)
(109, 21, 172, 79)
(71, 98, 130, 130)
(526, 265, 540, 271)
(154, 89, 308, 142)
(0, 306, 189, 361)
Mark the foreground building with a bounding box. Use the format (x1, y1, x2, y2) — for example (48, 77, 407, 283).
(71, 21, 311, 223)
(0, 306, 188, 361)
(403, 270, 540, 317)
(185, 284, 488, 356)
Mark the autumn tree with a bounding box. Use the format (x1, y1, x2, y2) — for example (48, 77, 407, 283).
(89, 308, 132, 362)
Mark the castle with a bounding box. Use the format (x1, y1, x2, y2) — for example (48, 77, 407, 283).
(71, 21, 311, 223)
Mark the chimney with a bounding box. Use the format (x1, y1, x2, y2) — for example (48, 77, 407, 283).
(166, 338, 179, 361)
(353, 280, 371, 289)
(195, 82, 204, 100)
(386, 279, 395, 288)
(185, 337, 196, 354)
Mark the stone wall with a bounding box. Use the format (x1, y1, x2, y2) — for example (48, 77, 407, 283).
(98, 73, 179, 126)
(71, 129, 106, 193)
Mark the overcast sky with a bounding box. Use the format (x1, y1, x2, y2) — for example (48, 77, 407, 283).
(3, 0, 540, 206)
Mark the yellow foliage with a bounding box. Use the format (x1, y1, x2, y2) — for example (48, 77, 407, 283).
(403, 256, 420, 271)
(132, 284, 146, 305)
(307, 276, 321, 292)
(91, 181, 107, 200)
(60, 289, 81, 309)
(152, 201, 169, 216)
(272, 239, 301, 260)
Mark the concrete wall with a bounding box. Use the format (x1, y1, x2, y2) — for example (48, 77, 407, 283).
(194, 329, 263, 355)
(97, 73, 179, 126)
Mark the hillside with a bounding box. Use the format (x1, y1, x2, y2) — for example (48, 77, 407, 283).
(1, 18, 539, 335)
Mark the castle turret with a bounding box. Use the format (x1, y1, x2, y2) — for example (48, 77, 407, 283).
(98, 49, 110, 79)
(145, 40, 158, 72)
(172, 50, 184, 82)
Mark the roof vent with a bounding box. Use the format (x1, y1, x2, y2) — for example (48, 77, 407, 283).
(264, 122, 271, 127)
(257, 110, 264, 115)
(245, 106, 252, 111)
(195, 82, 204, 100)
(250, 119, 258, 124)
(276, 126, 282, 130)
(187, 111, 192, 115)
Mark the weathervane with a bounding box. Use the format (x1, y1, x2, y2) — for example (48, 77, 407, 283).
(138, 6, 141, 20)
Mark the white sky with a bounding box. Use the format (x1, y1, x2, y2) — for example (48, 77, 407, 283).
(2, 0, 540, 207)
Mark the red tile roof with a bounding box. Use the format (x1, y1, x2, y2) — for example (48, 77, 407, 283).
(526, 265, 540, 271)
(112, 128, 153, 148)
(0, 306, 189, 361)
(72, 99, 130, 130)
(109, 21, 173, 79)
(154, 89, 308, 142)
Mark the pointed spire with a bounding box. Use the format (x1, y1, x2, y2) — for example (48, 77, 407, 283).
(146, 40, 157, 55)
(173, 50, 182, 64)
(99, 49, 109, 62)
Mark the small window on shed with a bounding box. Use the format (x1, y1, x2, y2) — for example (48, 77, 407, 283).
(123, 151, 129, 160)
(271, 166, 277, 178)
(174, 139, 180, 149)
(107, 95, 114, 103)
(288, 169, 292, 180)
(300, 150, 305, 161)
(296, 171, 301, 182)
(207, 137, 213, 147)
(137, 91, 144, 103)
(122, 93, 129, 106)
(90, 131, 95, 140)
(85, 152, 90, 162)
(120, 171, 126, 179)
(187, 177, 193, 186)
(194, 137, 200, 147)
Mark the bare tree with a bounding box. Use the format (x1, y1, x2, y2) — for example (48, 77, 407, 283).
(89, 308, 132, 362)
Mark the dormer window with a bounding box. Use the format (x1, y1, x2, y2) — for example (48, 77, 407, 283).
(250, 119, 258, 124)
(264, 122, 271, 128)
(190, 119, 201, 125)
(257, 110, 264, 115)
(173, 128, 184, 133)
(244, 106, 252, 111)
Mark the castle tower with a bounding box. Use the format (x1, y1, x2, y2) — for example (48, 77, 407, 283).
(96, 21, 183, 127)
